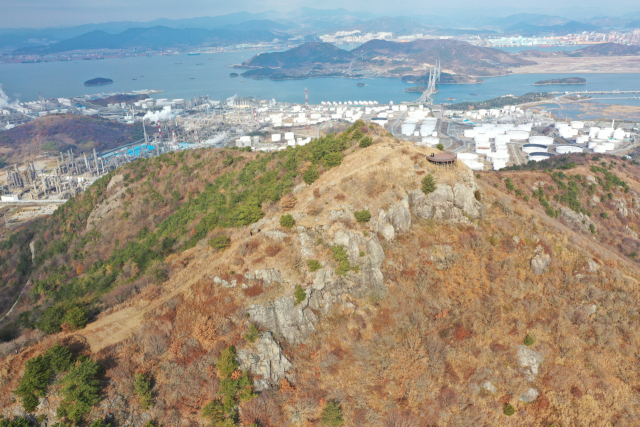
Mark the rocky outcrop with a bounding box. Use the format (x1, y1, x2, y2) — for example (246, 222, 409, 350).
(560, 207, 596, 233)
(520, 388, 539, 403)
(238, 332, 292, 391)
(613, 197, 628, 217)
(516, 346, 543, 381)
(247, 295, 317, 344)
(333, 230, 364, 264)
(372, 196, 411, 241)
(531, 246, 551, 275)
(254, 269, 283, 285)
(480, 381, 497, 394)
(408, 182, 481, 225)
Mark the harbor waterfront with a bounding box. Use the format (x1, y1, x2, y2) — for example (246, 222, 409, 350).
(2, 51, 640, 108)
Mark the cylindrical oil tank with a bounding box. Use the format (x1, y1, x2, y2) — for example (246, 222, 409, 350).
(528, 135, 553, 145)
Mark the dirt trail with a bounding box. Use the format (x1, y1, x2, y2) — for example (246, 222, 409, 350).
(78, 256, 210, 352)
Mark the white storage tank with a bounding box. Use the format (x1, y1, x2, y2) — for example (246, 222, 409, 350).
(600, 142, 615, 151)
(493, 161, 507, 170)
(588, 127, 600, 138)
(284, 132, 295, 140)
(598, 128, 614, 139)
(528, 152, 555, 162)
(458, 153, 479, 161)
(474, 134, 490, 143)
(523, 144, 548, 154)
(528, 135, 553, 146)
(495, 134, 511, 144)
(613, 129, 625, 140)
(556, 145, 583, 154)
(271, 134, 282, 142)
(571, 121, 584, 129)
(507, 130, 530, 140)
(576, 136, 589, 144)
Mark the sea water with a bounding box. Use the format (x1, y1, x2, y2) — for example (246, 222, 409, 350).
(1, 51, 639, 109)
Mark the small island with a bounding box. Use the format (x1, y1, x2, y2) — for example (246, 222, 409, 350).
(230, 73, 239, 77)
(534, 77, 587, 85)
(84, 77, 113, 86)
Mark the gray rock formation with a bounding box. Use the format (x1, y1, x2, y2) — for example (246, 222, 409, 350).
(587, 259, 598, 274)
(531, 246, 551, 275)
(313, 267, 334, 290)
(254, 269, 283, 285)
(387, 196, 411, 233)
(516, 346, 543, 381)
(520, 388, 540, 403)
(329, 209, 353, 223)
(238, 332, 292, 391)
(247, 295, 317, 344)
(408, 182, 481, 225)
(480, 381, 497, 394)
(366, 236, 385, 269)
(560, 207, 596, 233)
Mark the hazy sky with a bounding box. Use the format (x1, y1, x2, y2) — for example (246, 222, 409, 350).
(0, 0, 636, 28)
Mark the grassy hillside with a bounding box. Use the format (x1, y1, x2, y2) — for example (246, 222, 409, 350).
(2, 125, 640, 426)
(0, 115, 143, 162)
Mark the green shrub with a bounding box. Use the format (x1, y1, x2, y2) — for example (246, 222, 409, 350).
(503, 403, 515, 416)
(324, 152, 343, 168)
(142, 422, 157, 427)
(134, 373, 153, 410)
(600, 212, 608, 219)
(421, 174, 436, 194)
(244, 324, 259, 343)
(280, 214, 295, 229)
(294, 285, 307, 305)
(331, 245, 350, 276)
(307, 260, 322, 272)
(505, 178, 515, 191)
(359, 136, 373, 148)
(208, 235, 231, 251)
(354, 209, 371, 223)
(0, 417, 33, 427)
(303, 165, 319, 185)
(57, 356, 102, 424)
(321, 401, 344, 427)
(61, 306, 88, 330)
(217, 346, 239, 378)
(436, 143, 444, 151)
(15, 344, 73, 412)
(524, 334, 535, 346)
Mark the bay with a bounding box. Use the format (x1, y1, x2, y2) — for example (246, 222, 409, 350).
(1, 52, 639, 110)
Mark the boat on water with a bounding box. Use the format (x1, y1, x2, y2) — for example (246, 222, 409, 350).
(357, 83, 366, 87)
(189, 77, 195, 80)
(241, 80, 245, 82)
(133, 78, 137, 80)
(470, 93, 478, 96)
(447, 98, 456, 101)
(188, 52, 201, 56)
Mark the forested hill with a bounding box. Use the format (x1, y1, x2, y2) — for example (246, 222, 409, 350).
(3, 122, 640, 426)
(0, 115, 143, 162)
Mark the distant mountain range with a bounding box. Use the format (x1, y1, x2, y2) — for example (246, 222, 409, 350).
(13, 26, 285, 55)
(2, 8, 639, 54)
